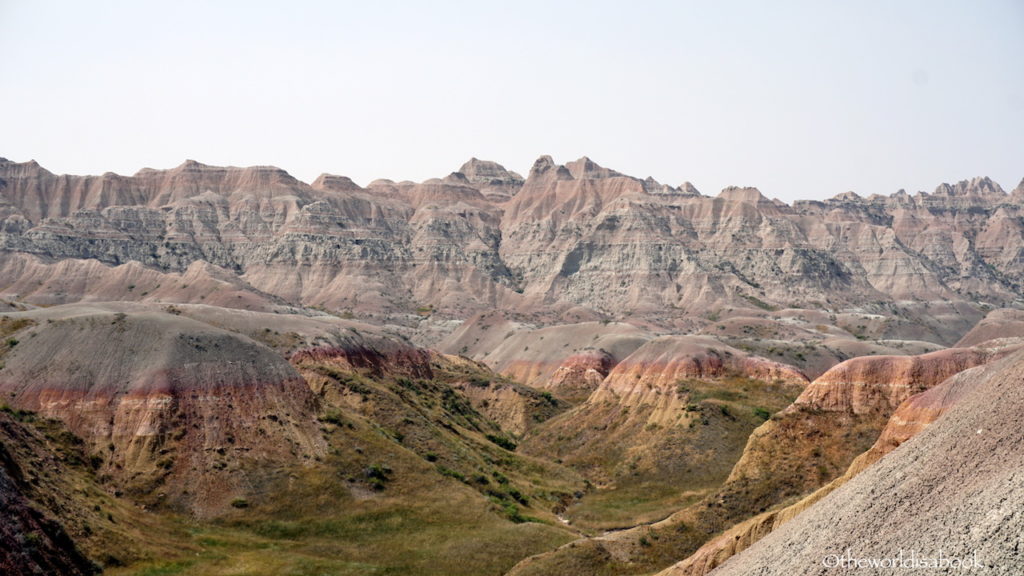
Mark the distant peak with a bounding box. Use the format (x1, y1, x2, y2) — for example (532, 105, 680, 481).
(829, 191, 862, 202)
(443, 171, 470, 184)
(311, 173, 362, 192)
(529, 155, 556, 176)
(565, 156, 622, 180)
(178, 159, 208, 170)
(1012, 178, 1024, 198)
(525, 155, 575, 183)
(933, 176, 1004, 197)
(679, 181, 701, 196)
(718, 186, 767, 203)
(457, 158, 522, 185)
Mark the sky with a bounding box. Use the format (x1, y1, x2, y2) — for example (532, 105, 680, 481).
(1, 0, 1022, 202)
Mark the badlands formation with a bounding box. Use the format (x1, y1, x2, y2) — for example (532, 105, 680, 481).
(1, 155, 1023, 575)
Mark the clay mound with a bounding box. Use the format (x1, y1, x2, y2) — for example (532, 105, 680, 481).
(594, 335, 808, 403)
(0, 306, 324, 516)
(547, 348, 615, 403)
(0, 253, 280, 311)
(440, 312, 650, 391)
(708, 349, 1024, 575)
(956, 308, 1024, 347)
(310, 173, 363, 192)
(792, 347, 994, 414)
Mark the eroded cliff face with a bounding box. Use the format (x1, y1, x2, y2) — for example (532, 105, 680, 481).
(2, 156, 1021, 345)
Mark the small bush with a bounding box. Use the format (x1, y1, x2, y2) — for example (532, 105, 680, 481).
(486, 434, 517, 451)
(230, 498, 249, 509)
(437, 465, 466, 483)
(320, 411, 345, 426)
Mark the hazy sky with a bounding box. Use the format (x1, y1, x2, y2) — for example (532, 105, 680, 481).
(1, 1, 1021, 202)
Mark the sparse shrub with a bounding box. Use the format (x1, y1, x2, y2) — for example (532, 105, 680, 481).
(437, 465, 466, 483)
(365, 464, 393, 490)
(230, 498, 249, 509)
(507, 487, 528, 505)
(753, 407, 772, 421)
(486, 434, 517, 451)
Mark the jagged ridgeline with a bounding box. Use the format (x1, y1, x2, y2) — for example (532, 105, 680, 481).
(2, 156, 1023, 346)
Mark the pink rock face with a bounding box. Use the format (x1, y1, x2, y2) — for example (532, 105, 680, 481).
(791, 347, 993, 414)
(855, 365, 982, 467)
(596, 336, 807, 400)
(547, 349, 614, 400)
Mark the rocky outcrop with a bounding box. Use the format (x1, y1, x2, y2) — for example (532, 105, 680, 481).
(0, 306, 326, 517)
(716, 347, 998, 516)
(547, 349, 614, 403)
(455, 158, 524, 201)
(704, 349, 1024, 575)
(652, 342, 1024, 575)
(591, 335, 808, 408)
(658, 366, 985, 576)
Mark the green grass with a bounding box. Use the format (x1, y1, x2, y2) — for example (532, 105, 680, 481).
(563, 483, 707, 532)
(525, 375, 802, 532)
(105, 353, 583, 576)
(111, 480, 575, 576)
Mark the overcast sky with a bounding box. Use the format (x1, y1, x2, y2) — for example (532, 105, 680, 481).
(1, 0, 1021, 202)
